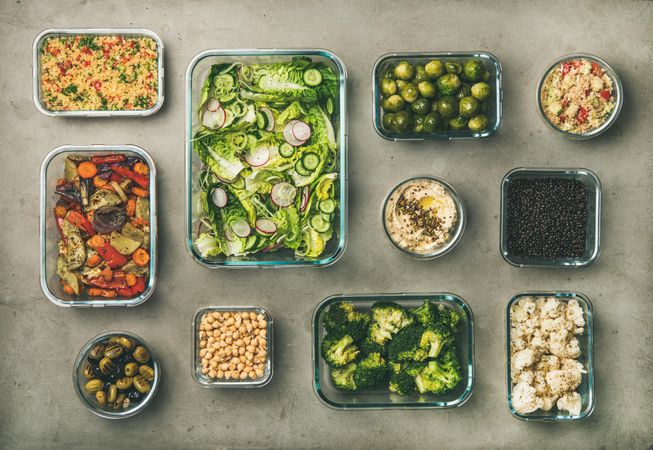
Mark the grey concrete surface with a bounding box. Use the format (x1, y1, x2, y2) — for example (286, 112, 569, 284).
(1, 0, 652, 448)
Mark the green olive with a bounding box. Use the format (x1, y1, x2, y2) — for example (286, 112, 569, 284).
(381, 94, 405, 113)
(394, 61, 415, 81)
(133, 374, 152, 394)
(84, 379, 102, 394)
(411, 97, 431, 115)
(116, 376, 133, 390)
(437, 96, 458, 118)
(99, 357, 114, 375)
(139, 365, 155, 381)
(95, 390, 106, 407)
(417, 81, 437, 99)
(413, 115, 426, 133)
(392, 110, 413, 133)
(459, 96, 480, 117)
(382, 113, 395, 131)
(107, 336, 122, 345)
(468, 114, 490, 132)
(395, 79, 407, 90)
(107, 384, 118, 403)
(471, 82, 491, 101)
(88, 343, 105, 361)
(125, 362, 139, 377)
(445, 62, 462, 75)
(113, 393, 126, 410)
(449, 115, 469, 130)
(455, 83, 472, 101)
(82, 362, 95, 379)
(380, 78, 397, 97)
(413, 65, 429, 83)
(423, 111, 444, 133)
(437, 73, 461, 96)
(104, 343, 123, 359)
(119, 337, 135, 351)
(425, 60, 445, 79)
(400, 83, 419, 103)
(133, 346, 150, 364)
(462, 58, 485, 82)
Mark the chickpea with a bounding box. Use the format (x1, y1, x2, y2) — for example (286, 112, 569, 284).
(248, 371, 256, 379)
(217, 370, 224, 379)
(207, 316, 215, 323)
(224, 371, 232, 379)
(239, 371, 248, 380)
(201, 367, 208, 375)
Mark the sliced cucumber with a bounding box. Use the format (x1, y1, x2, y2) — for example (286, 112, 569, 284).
(309, 214, 331, 233)
(303, 68, 322, 86)
(279, 142, 295, 158)
(318, 199, 336, 214)
(301, 152, 320, 171)
(231, 177, 245, 189)
(326, 97, 334, 115)
(244, 235, 257, 251)
(256, 111, 267, 129)
(294, 159, 311, 176)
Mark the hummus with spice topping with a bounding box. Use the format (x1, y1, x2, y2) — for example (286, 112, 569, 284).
(384, 178, 458, 254)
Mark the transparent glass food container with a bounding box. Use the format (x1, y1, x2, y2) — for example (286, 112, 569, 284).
(33, 28, 165, 117)
(39, 145, 157, 307)
(185, 49, 348, 268)
(506, 291, 595, 421)
(191, 306, 273, 388)
(381, 175, 466, 259)
(312, 293, 475, 410)
(500, 167, 601, 268)
(372, 51, 503, 140)
(537, 53, 623, 140)
(73, 331, 161, 419)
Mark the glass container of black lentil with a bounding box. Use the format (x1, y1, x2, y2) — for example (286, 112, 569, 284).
(500, 168, 601, 267)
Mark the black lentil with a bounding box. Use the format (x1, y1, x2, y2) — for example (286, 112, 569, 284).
(506, 178, 587, 258)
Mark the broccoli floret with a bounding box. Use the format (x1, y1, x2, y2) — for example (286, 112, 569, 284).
(387, 325, 429, 362)
(435, 305, 462, 331)
(369, 302, 414, 345)
(410, 301, 440, 327)
(323, 302, 371, 341)
(414, 359, 462, 395)
(359, 335, 386, 357)
(419, 324, 454, 359)
(389, 361, 402, 374)
(353, 352, 388, 389)
(389, 370, 417, 396)
(321, 334, 359, 368)
(330, 363, 357, 391)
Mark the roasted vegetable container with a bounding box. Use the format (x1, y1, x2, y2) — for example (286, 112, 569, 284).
(373, 51, 502, 140)
(191, 306, 273, 388)
(73, 331, 160, 419)
(40, 145, 157, 307)
(185, 49, 348, 268)
(506, 291, 595, 421)
(33, 28, 164, 117)
(312, 293, 474, 410)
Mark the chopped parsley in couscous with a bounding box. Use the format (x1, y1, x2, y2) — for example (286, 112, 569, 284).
(39, 35, 159, 111)
(540, 59, 615, 134)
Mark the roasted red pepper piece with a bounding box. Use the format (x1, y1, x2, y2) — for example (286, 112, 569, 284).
(577, 106, 588, 123)
(96, 242, 128, 269)
(87, 276, 128, 290)
(561, 62, 571, 77)
(131, 277, 146, 295)
(91, 154, 126, 164)
(117, 288, 133, 297)
(600, 89, 611, 100)
(66, 210, 96, 236)
(109, 172, 123, 183)
(112, 166, 149, 189)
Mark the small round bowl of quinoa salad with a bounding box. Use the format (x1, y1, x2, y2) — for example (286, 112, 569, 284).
(381, 176, 466, 260)
(537, 53, 623, 140)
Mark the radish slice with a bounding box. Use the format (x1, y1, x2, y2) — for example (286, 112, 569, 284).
(225, 228, 237, 242)
(206, 97, 220, 112)
(244, 145, 271, 167)
(283, 120, 306, 147)
(292, 120, 311, 141)
(211, 187, 228, 208)
(260, 107, 275, 131)
(300, 186, 310, 212)
(202, 107, 226, 129)
(232, 219, 251, 238)
(217, 174, 236, 184)
(262, 243, 283, 253)
(270, 182, 297, 207)
(255, 218, 277, 236)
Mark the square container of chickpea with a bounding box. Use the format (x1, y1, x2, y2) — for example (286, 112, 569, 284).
(192, 306, 273, 387)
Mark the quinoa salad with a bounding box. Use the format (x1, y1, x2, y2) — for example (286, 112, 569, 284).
(540, 58, 615, 134)
(39, 35, 159, 111)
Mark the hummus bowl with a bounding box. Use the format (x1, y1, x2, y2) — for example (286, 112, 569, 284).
(382, 176, 466, 259)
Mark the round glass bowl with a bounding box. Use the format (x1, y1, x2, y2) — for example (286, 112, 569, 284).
(537, 53, 623, 140)
(73, 331, 160, 419)
(381, 176, 466, 259)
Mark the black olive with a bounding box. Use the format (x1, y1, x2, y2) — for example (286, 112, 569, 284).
(128, 390, 143, 404)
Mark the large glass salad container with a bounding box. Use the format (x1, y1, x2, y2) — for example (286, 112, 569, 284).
(185, 49, 348, 268)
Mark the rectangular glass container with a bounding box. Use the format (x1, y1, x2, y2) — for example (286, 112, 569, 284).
(312, 293, 474, 410)
(506, 291, 595, 421)
(39, 145, 157, 307)
(500, 167, 601, 268)
(372, 51, 503, 140)
(33, 28, 165, 117)
(191, 306, 273, 388)
(185, 49, 348, 268)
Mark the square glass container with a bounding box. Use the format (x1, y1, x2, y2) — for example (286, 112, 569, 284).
(185, 49, 348, 268)
(500, 167, 601, 268)
(312, 293, 474, 410)
(506, 291, 595, 421)
(372, 51, 503, 140)
(191, 306, 273, 388)
(33, 28, 165, 117)
(39, 145, 157, 307)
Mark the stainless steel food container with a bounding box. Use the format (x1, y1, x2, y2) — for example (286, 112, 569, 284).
(185, 49, 348, 268)
(312, 293, 475, 410)
(73, 330, 161, 419)
(191, 306, 273, 388)
(39, 144, 157, 307)
(33, 28, 165, 117)
(506, 291, 595, 421)
(372, 51, 503, 140)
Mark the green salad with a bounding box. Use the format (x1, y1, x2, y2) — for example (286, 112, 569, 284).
(193, 57, 340, 259)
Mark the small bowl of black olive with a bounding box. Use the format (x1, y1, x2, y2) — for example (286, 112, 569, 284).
(73, 331, 160, 419)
